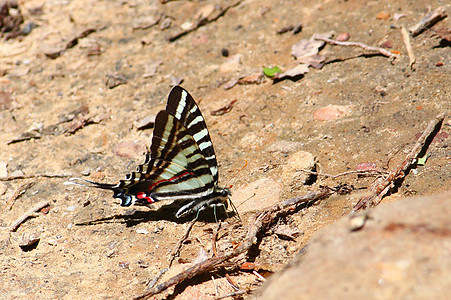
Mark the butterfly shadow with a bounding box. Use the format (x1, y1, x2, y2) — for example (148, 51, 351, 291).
(75, 202, 232, 227)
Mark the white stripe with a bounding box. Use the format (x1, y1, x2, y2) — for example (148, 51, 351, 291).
(210, 166, 218, 176)
(198, 141, 212, 151)
(189, 106, 198, 115)
(204, 155, 216, 161)
(187, 115, 204, 128)
(157, 189, 212, 201)
(175, 90, 187, 119)
(193, 128, 209, 143)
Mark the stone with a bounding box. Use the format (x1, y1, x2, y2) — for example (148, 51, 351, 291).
(282, 151, 316, 187)
(255, 192, 451, 299)
(313, 105, 352, 121)
(232, 178, 283, 214)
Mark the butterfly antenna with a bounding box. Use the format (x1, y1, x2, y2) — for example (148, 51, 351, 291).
(222, 161, 247, 223)
(225, 160, 248, 187)
(64, 178, 116, 190)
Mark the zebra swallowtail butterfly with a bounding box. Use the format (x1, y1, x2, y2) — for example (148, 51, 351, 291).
(67, 86, 231, 218)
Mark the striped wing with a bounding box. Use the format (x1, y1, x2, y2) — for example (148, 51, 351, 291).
(165, 86, 219, 182)
(113, 110, 215, 206)
(67, 86, 229, 218)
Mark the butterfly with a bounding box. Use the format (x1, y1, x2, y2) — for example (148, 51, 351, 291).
(67, 86, 232, 218)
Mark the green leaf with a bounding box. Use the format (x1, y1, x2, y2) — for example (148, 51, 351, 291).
(263, 66, 281, 77)
(417, 153, 430, 165)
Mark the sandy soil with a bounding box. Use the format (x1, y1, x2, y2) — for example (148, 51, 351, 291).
(0, 0, 449, 299)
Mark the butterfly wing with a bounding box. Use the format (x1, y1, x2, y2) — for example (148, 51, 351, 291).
(165, 86, 219, 183)
(113, 110, 215, 207)
(67, 86, 228, 218)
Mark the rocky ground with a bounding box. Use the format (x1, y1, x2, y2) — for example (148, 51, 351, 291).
(0, 0, 449, 299)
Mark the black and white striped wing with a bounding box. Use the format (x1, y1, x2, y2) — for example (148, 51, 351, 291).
(165, 86, 219, 182)
(112, 110, 216, 208)
(67, 86, 228, 218)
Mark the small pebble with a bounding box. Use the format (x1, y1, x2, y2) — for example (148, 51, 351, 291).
(293, 23, 303, 34)
(380, 40, 393, 48)
(19, 232, 40, 247)
(336, 32, 350, 42)
(81, 169, 91, 176)
(349, 214, 368, 231)
(21, 22, 38, 35)
(313, 105, 352, 121)
(221, 48, 229, 57)
(47, 238, 58, 246)
(66, 205, 77, 212)
(136, 228, 149, 234)
(376, 11, 390, 20)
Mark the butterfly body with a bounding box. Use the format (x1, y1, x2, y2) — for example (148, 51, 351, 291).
(68, 86, 231, 218)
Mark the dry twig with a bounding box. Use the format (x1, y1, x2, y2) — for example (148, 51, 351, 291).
(134, 189, 332, 299)
(409, 7, 447, 37)
(353, 111, 447, 211)
(0, 173, 69, 181)
(9, 200, 50, 232)
(315, 37, 399, 59)
(145, 268, 169, 291)
(297, 169, 387, 179)
(225, 273, 240, 291)
(401, 26, 415, 70)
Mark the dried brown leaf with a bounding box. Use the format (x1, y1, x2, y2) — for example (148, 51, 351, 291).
(274, 64, 309, 80)
(298, 55, 326, 69)
(292, 33, 332, 62)
(211, 100, 237, 116)
(238, 72, 264, 85)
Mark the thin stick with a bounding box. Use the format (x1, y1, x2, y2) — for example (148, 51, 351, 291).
(0, 174, 69, 181)
(408, 7, 447, 37)
(168, 0, 243, 42)
(401, 26, 415, 70)
(225, 273, 240, 291)
(145, 268, 169, 291)
(8, 181, 35, 210)
(252, 270, 266, 282)
(167, 217, 198, 268)
(353, 111, 447, 211)
(133, 189, 332, 299)
(297, 169, 387, 179)
(315, 37, 399, 59)
(9, 200, 50, 232)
